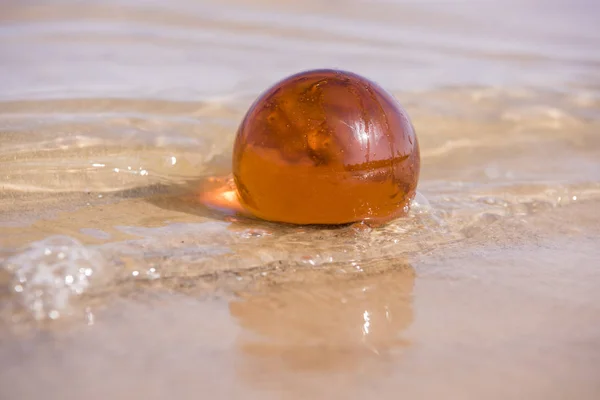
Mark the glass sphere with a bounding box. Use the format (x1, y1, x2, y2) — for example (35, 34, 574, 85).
(233, 69, 420, 225)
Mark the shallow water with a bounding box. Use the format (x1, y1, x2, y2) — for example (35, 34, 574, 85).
(1, 0, 600, 399)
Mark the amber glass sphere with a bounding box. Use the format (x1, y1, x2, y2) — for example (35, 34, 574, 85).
(233, 69, 420, 225)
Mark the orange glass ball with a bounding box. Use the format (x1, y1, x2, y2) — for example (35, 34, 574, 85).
(233, 69, 420, 225)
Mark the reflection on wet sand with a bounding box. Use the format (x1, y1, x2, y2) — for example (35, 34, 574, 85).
(230, 260, 414, 393)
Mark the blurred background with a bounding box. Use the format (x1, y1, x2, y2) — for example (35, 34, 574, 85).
(2, 0, 599, 100)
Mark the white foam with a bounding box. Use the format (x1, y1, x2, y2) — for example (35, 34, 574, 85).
(2, 235, 107, 321)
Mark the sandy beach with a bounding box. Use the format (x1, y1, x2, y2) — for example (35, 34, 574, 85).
(1, 0, 600, 399)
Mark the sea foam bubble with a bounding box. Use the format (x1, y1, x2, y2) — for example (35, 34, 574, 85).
(2, 235, 107, 321)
